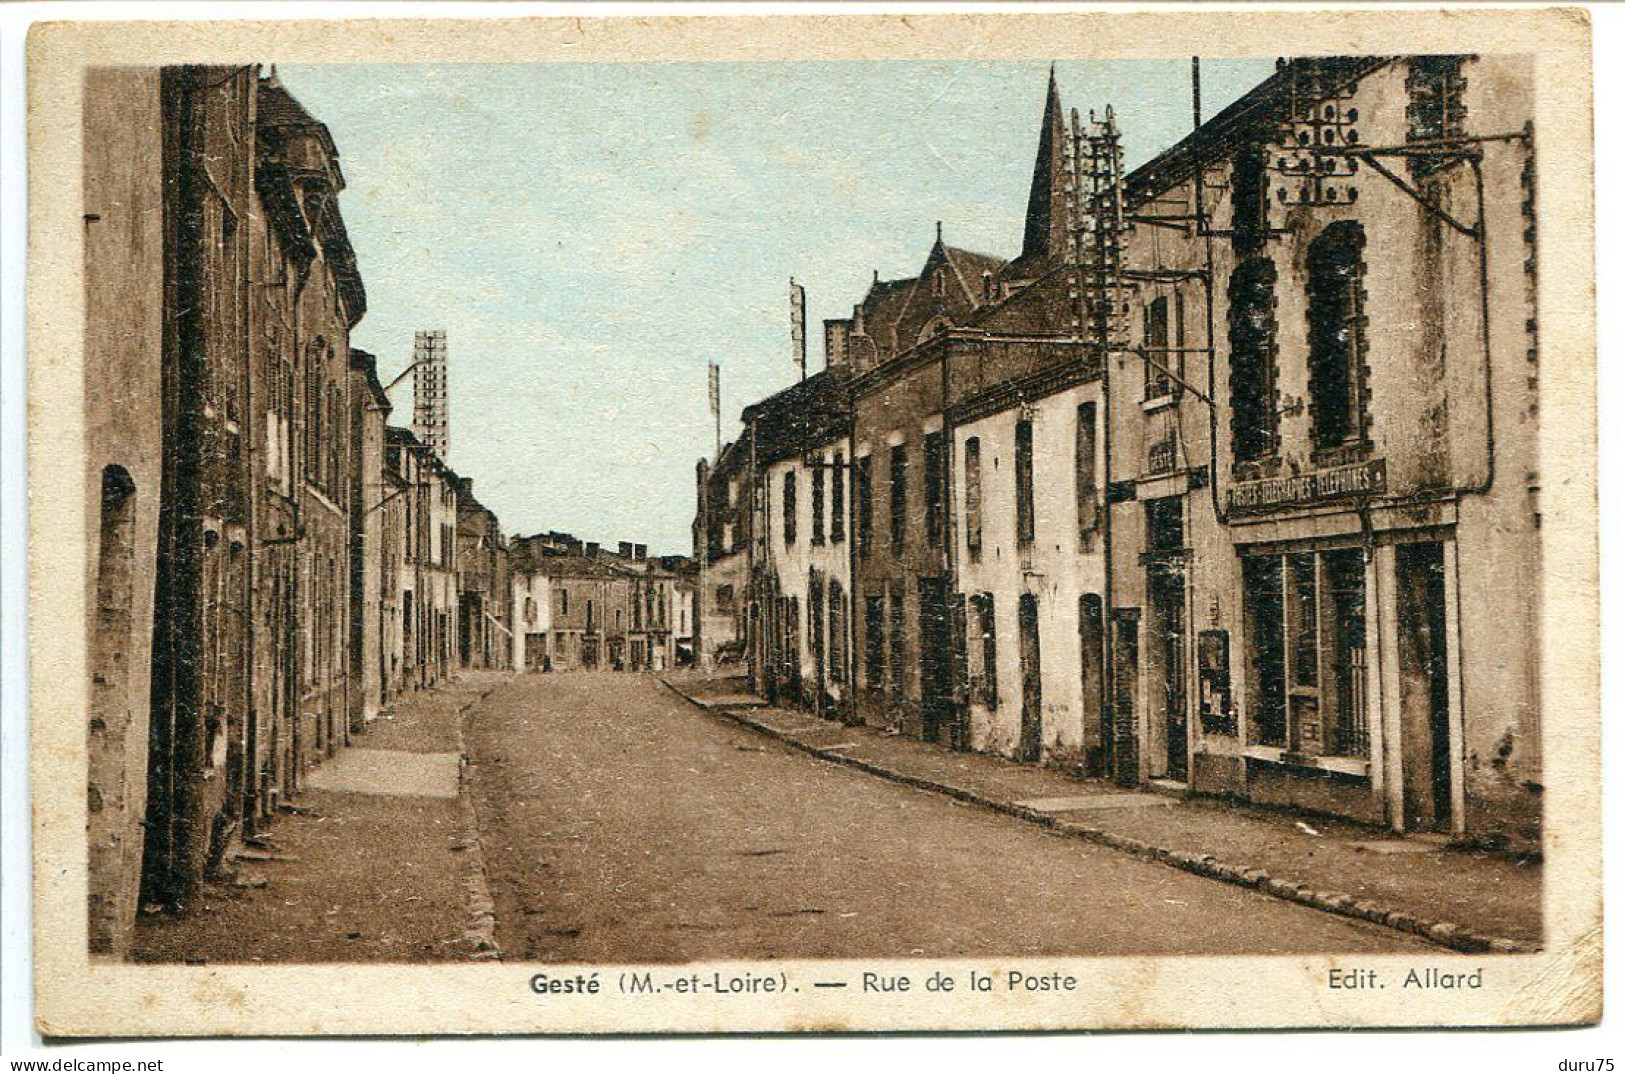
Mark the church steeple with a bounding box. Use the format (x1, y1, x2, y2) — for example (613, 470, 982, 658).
(1019, 65, 1068, 264)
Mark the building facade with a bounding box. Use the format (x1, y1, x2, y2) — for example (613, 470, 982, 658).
(745, 367, 855, 718)
(84, 66, 377, 946)
(693, 442, 753, 672)
(84, 67, 167, 958)
(1106, 56, 1540, 843)
(713, 57, 1542, 847)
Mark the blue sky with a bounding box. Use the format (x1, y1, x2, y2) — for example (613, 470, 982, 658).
(281, 59, 1276, 554)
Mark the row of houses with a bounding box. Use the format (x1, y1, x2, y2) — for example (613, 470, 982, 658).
(508, 532, 696, 674)
(84, 66, 522, 959)
(695, 56, 1541, 849)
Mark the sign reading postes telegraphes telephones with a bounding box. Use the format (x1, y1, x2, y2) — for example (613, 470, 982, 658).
(1225, 458, 1387, 515)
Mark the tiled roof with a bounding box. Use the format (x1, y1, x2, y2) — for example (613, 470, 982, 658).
(742, 366, 852, 465)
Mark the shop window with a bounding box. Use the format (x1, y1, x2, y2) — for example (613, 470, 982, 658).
(1228, 257, 1280, 466)
(964, 437, 983, 560)
(1197, 629, 1235, 736)
(924, 432, 944, 548)
(1015, 419, 1035, 545)
(1243, 548, 1369, 758)
(1307, 221, 1371, 454)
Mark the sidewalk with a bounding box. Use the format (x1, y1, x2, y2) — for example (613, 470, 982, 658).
(661, 670, 1541, 953)
(131, 674, 508, 963)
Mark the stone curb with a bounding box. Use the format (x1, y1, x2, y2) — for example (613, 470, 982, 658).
(451, 686, 503, 961)
(658, 677, 1534, 957)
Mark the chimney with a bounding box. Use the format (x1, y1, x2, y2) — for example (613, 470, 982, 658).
(618, 541, 634, 559)
(634, 544, 647, 562)
(585, 541, 600, 557)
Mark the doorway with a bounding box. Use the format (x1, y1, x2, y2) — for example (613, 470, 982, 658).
(1148, 565, 1188, 781)
(1396, 541, 1452, 832)
(1017, 593, 1043, 763)
(1111, 609, 1141, 785)
(918, 577, 951, 743)
(1079, 594, 1107, 775)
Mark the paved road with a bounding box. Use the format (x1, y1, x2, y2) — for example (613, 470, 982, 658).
(465, 672, 1430, 962)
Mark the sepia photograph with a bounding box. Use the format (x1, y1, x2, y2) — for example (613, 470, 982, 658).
(25, 6, 1598, 1037)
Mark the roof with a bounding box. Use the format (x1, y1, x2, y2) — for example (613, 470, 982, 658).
(513, 552, 626, 581)
(350, 348, 391, 411)
(941, 244, 1008, 295)
(741, 366, 852, 465)
(256, 74, 341, 161)
(1017, 66, 1069, 267)
(851, 275, 916, 359)
(256, 73, 367, 326)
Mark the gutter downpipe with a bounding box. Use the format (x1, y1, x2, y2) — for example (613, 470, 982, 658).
(939, 339, 963, 749)
(845, 400, 862, 727)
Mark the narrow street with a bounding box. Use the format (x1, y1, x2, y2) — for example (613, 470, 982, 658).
(465, 672, 1432, 961)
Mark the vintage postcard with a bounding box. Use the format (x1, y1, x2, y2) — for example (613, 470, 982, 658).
(28, 6, 1598, 1036)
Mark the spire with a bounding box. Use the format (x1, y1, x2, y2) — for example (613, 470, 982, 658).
(1019, 64, 1068, 264)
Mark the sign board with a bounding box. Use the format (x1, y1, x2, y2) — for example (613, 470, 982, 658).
(1226, 458, 1387, 514)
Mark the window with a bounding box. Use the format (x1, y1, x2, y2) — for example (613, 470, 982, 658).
(782, 470, 797, 546)
(305, 346, 324, 483)
(831, 453, 845, 542)
(964, 437, 983, 560)
(1231, 142, 1270, 256)
(1228, 257, 1280, 465)
(887, 587, 906, 700)
(889, 445, 907, 555)
(1306, 221, 1370, 453)
(1015, 418, 1035, 544)
(971, 592, 998, 709)
(828, 581, 846, 683)
(1243, 548, 1369, 758)
(1146, 497, 1184, 551)
(1076, 403, 1099, 537)
(856, 455, 873, 557)
(811, 464, 825, 545)
(864, 595, 885, 691)
(1324, 550, 1369, 758)
(560, 589, 569, 617)
(715, 584, 735, 615)
(1145, 296, 1172, 400)
(924, 432, 944, 548)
